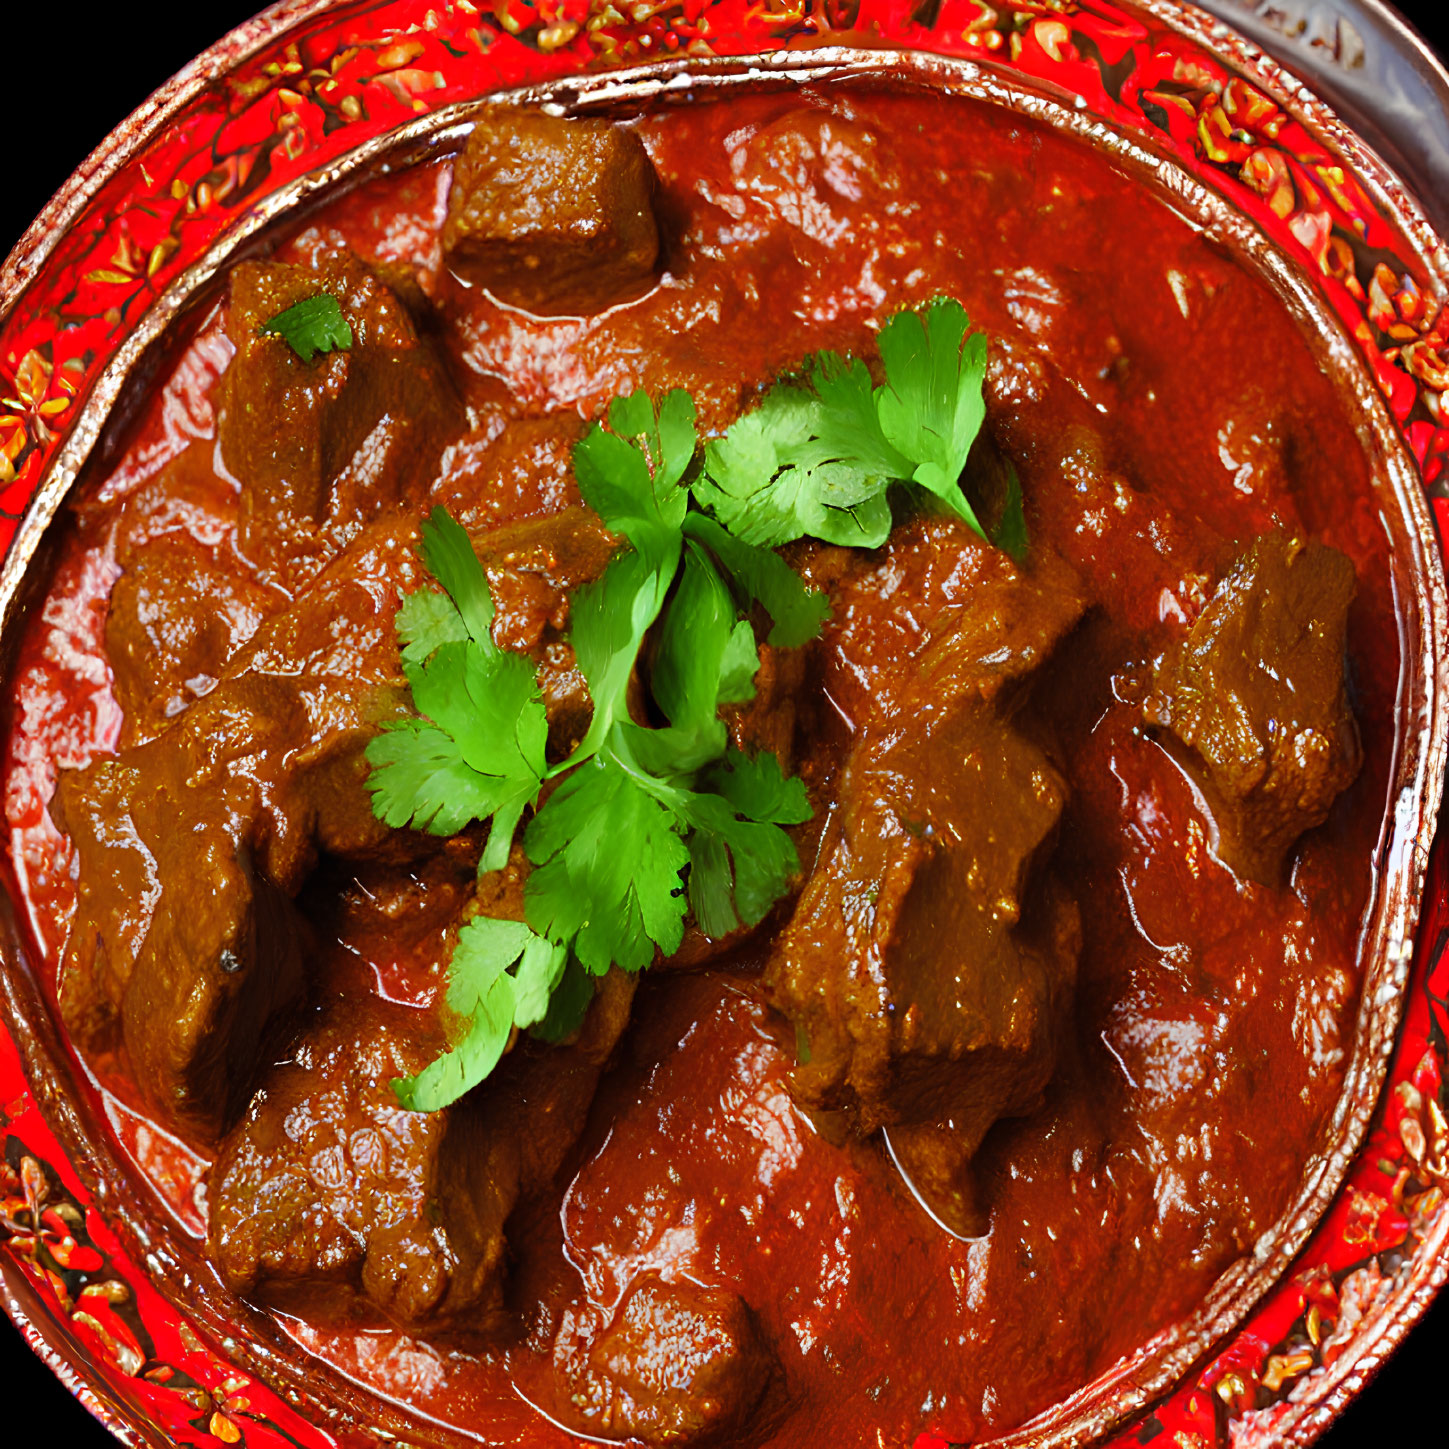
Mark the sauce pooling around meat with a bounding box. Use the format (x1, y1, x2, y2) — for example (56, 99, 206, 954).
(2, 84, 1399, 1447)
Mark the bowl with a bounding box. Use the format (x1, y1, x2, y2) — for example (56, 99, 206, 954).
(0, 3, 1446, 1447)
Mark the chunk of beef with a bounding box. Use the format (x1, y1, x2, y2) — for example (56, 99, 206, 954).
(103, 440, 286, 746)
(800, 513, 1086, 733)
(1143, 531, 1361, 884)
(106, 531, 278, 744)
(54, 509, 616, 1142)
(984, 335, 1223, 632)
(442, 109, 660, 315)
(770, 701, 1080, 1235)
(430, 411, 586, 532)
(210, 966, 636, 1334)
(555, 1275, 772, 1446)
(766, 518, 1085, 1235)
(218, 251, 460, 588)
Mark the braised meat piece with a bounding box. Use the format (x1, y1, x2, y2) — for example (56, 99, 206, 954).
(766, 518, 1085, 1235)
(428, 411, 586, 532)
(54, 509, 616, 1143)
(210, 967, 636, 1334)
(555, 1275, 772, 1446)
(441, 109, 660, 315)
(102, 440, 285, 746)
(1143, 531, 1361, 885)
(218, 251, 460, 588)
(106, 528, 279, 745)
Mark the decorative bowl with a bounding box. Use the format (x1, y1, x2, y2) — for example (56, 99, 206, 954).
(1, 4, 1446, 1448)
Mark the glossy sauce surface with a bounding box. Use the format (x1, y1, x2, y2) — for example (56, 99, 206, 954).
(2, 86, 1399, 1445)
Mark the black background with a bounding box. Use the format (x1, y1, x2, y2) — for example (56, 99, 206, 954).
(3, 2, 1447, 1444)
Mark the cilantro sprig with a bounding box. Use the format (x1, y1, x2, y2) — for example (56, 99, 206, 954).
(367, 296, 1023, 1110)
(260, 293, 354, 362)
(694, 297, 991, 547)
(366, 508, 547, 874)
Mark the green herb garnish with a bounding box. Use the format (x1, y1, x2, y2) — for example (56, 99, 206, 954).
(392, 916, 567, 1112)
(260, 293, 353, 362)
(368, 297, 1025, 1110)
(365, 508, 547, 874)
(694, 296, 989, 547)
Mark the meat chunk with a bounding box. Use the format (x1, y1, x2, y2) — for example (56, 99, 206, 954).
(54, 509, 616, 1143)
(428, 411, 586, 532)
(103, 440, 286, 746)
(1143, 531, 1361, 884)
(442, 109, 660, 315)
(555, 1275, 772, 1446)
(210, 969, 636, 1333)
(218, 251, 460, 588)
(770, 701, 1080, 1235)
(766, 518, 1085, 1234)
(106, 530, 278, 744)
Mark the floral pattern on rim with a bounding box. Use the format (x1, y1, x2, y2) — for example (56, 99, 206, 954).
(3, 0, 1449, 536)
(0, 2, 1446, 1448)
(0, 1106, 328, 1447)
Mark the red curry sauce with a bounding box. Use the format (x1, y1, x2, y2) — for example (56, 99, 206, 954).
(2, 85, 1399, 1446)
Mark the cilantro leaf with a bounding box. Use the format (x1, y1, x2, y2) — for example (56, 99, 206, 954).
(396, 588, 468, 667)
(992, 460, 1029, 562)
(652, 541, 757, 735)
(365, 516, 547, 872)
(566, 548, 676, 765)
(700, 748, 813, 826)
(531, 955, 595, 1043)
(631, 544, 764, 778)
(677, 752, 807, 938)
(392, 916, 567, 1111)
(564, 393, 700, 767)
(418, 506, 495, 643)
(573, 391, 692, 576)
(366, 718, 516, 837)
(683, 793, 801, 936)
(260, 293, 353, 363)
(694, 298, 994, 549)
(373, 300, 1008, 1104)
(681, 513, 829, 647)
(696, 383, 895, 549)
(524, 740, 691, 972)
(875, 297, 988, 533)
(607, 387, 698, 494)
(718, 621, 760, 704)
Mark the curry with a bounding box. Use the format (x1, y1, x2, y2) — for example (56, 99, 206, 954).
(0, 82, 1399, 1447)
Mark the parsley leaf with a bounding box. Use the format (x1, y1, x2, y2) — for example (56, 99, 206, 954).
(682, 513, 830, 647)
(992, 460, 1029, 562)
(694, 298, 992, 547)
(392, 916, 567, 1111)
(259, 293, 353, 363)
(365, 509, 546, 871)
(524, 740, 691, 973)
(875, 297, 988, 532)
